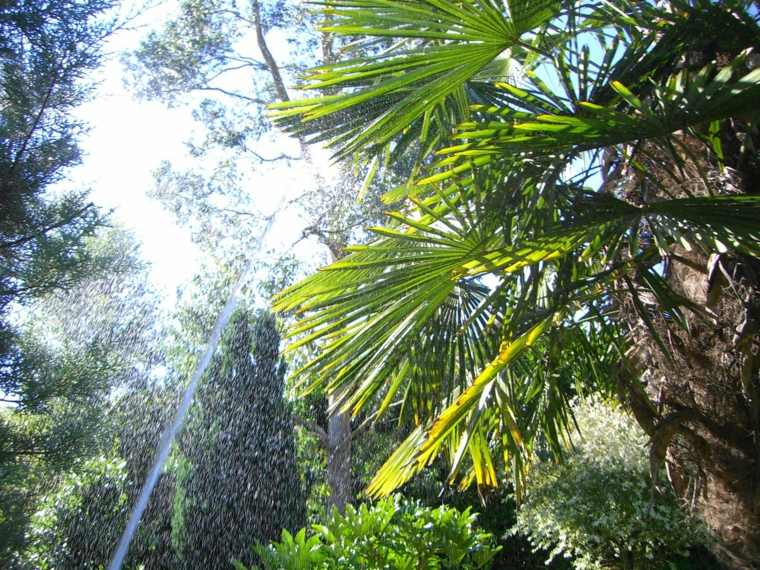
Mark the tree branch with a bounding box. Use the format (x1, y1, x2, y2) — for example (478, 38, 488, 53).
(216, 207, 259, 218)
(294, 414, 328, 447)
(252, 0, 290, 103)
(203, 62, 263, 85)
(227, 55, 268, 69)
(248, 150, 301, 163)
(4, 66, 59, 195)
(195, 86, 269, 104)
(350, 417, 373, 439)
(0, 202, 96, 251)
(216, 8, 256, 27)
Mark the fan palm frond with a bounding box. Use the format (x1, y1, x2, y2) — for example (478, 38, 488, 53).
(271, 0, 562, 161)
(273, 0, 760, 496)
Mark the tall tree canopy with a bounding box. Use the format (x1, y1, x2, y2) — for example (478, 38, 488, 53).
(124, 0, 319, 258)
(272, 1, 760, 567)
(0, 0, 114, 323)
(126, 0, 400, 513)
(1, 228, 164, 562)
(0, 2, 119, 525)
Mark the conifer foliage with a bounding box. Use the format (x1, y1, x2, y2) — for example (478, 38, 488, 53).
(173, 309, 305, 568)
(0, 0, 113, 342)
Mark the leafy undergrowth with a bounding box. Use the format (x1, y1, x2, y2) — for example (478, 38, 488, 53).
(239, 495, 499, 569)
(514, 398, 707, 569)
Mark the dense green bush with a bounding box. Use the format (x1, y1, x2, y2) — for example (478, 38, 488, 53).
(173, 309, 305, 568)
(513, 398, 705, 570)
(21, 456, 129, 569)
(397, 462, 570, 570)
(246, 496, 499, 569)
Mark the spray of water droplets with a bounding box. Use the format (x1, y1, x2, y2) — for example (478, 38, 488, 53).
(107, 204, 284, 570)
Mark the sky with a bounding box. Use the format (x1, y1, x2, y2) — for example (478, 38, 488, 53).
(66, 1, 333, 302)
(70, 69, 199, 294)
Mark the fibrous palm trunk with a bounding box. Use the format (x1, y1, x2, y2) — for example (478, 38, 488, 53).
(623, 250, 760, 568)
(615, 135, 760, 568)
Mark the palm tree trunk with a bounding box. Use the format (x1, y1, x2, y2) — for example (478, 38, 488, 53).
(621, 247, 760, 569)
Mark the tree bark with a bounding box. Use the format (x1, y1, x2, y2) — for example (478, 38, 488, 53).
(325, 236, 353, 513)
(252, 0, 355, 514)
(251, 0, 289, 103)
(615, 132, 760, 568)
(621, 271, 760, 570)
(326, 396, 353, 513)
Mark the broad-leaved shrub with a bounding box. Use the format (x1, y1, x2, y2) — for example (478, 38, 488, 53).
(513, 397, 705, 569)
(245, 495, 499, 569)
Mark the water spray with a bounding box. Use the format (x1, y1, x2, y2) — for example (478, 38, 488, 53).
(107, 205, 282, 570)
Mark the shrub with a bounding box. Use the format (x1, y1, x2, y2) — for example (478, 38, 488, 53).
(513, 398, 705, 570)
(246, 496, 500, 569)
(173, 310, 305, 568)
(21, 456, 129, 569)
(20, 451, 179, 569)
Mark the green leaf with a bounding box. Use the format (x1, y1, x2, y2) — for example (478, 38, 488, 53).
(270, 0, 562, 161)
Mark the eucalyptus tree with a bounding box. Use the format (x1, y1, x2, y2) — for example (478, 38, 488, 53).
(271, 1, 760, 567)
(125, 0, 319, 267)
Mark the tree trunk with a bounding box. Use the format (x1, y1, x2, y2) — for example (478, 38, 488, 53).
(617, 168, 760, 568)
(597, 73, 760, 566)
(326, 395, 352, 513)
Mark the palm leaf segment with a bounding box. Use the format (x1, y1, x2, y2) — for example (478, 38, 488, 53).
(273, 1, 760, 496)
(270, 0, 561, 162)
(437, 55, 760, 176)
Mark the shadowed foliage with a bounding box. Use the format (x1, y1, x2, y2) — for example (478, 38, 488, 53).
(173, 309, 305, 568)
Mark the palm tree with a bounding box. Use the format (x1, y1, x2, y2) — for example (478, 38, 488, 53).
(272, 1, 760, 567)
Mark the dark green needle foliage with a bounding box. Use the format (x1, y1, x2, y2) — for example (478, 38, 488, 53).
(173, 308, 305, 568)
(0, 0, 114, 332)
(0, 2, 118, 554)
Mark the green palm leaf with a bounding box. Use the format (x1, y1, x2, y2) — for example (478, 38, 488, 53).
(270, 0, 561, 161)
(431, 58, 760, 180)
(277, 186, 760, 495)
(365, 320, 622, 498)
(273, 0, 760, 499)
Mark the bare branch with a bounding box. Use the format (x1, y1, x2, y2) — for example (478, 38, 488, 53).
(216, 8, 256, 27)
(248, 150, 301, 163)
(216, 207, 258, 218)
(226, 55, 268, 69)
(252, 0, 290, 103)
(194, 86, 269, 104)
(203, 62, 262, 85)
